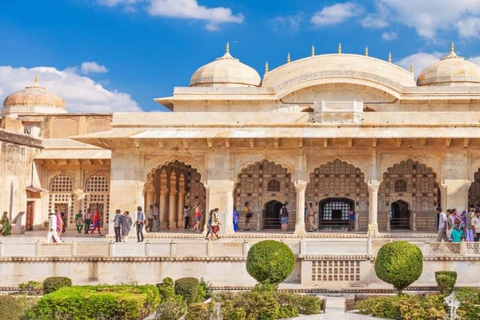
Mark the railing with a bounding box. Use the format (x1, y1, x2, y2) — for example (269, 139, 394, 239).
(425, 242, 480, 257)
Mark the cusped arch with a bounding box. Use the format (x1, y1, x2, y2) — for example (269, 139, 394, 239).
(235, 156, 295, 182)
(380, 156, 441, 182)
(49, 173, 74, 192)
(85, 173, 109, 192)
(146, 157, 205, 184)
(380, 158, 440, 183)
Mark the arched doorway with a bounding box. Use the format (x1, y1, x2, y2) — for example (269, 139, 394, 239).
(263, 200, 282, 229)
(306, 159, 369, 231)
(379, 159, 440, 231)
(234, 160, 296, 231)
(145, 161, 206, 231)
(468, 170, 480, 208)
(319, 198, 354, 230)
(390, 200, 410, 229)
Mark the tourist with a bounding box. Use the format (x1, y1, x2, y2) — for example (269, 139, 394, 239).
(280, 202, 289, 232)
(113, 209, 123, 243)
(211, 208, 221, 240)
(463, 209, 474, 242)
(191, 203, 202, 232)
(451, 218, 464, 243)
(153, 203, 160, 231)
(205, 209, 213, 240)
(307, 203, 316, 232)
(75, 210, 84, 234)
(56, 210, 64, 237)
(446, 209, 454, 240)
(147, 204, 154, 232)
(84, 208, 92, 234)
(61, 211, 66, 233)
(90, 209, 102, 235)
(46, 212, 62, 243)
(135, 206, 145, 242)
(472, 210, 480, 242)
(0, 211, 11, 236)
(244, 202, 252, 231)
(436, 207, 450, 242)
(348, 210, 356, 232)
(183, 205, 190, 229)
(122, 211, 133, 242)
(233, 206, 239, 232)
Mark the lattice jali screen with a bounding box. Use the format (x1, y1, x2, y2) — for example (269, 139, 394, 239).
(48, 193, 74, 227)
(311, 260, 361, 282)
(84, 173, 110, 228)
(85, 174, 109, 192)
(49, 174, 73, 192)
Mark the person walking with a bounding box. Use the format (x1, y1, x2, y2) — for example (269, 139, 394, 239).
(280, 202, 289, 232)
(84, 209, 92, 234)
(46, 211, 62, 243)
(61, 212, 67, 233)
(472, 210, 480, 242)
(307, 203, 317, 232)
(244, 202, 252, 231)
(205, 209, 213, 240)
(90, 209, 102, 235)
(183, 205, 190, 229)
(0, 211, 11, 236)
(451, 218, 465, 243)
(191, 204, 203, 232)
(147, 205, 154, 232)
(113, 209, 123, 242)
(135, 206, 145, 242)
(56, 210, 64, 238)
(75, 210, 84, 234)
(436, 207, 450, 242)
(153, 203, 160, 231)
(122, 211, 133, 242)
(464, 209, 474, 242)
(446, 209, 454, 240)
(233, 206, 239, 232)
(211, 208, 221, 240)
(348, 210, 356, 232)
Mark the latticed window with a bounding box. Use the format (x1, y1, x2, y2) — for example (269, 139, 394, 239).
(395, 179, 407, 192)
(268, 179, 280, 192)
(49, 174, 73, 192)
(85, 174, 109, 192)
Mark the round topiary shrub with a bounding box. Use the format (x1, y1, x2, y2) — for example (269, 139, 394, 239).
(246, 240, 296, 285)
(435, 271, 457, 295)
(375, 241, 423, 295)
(175, 277, 200, 305)
(43, 276, 72, 294)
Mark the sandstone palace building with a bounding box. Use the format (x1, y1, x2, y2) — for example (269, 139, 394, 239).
(3, 43, 480, 238)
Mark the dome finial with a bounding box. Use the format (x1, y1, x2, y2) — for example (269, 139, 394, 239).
(34, 76, 39, 86)
(311, 45, 315, 57)
(365, 46, 369, 57)
(338, 43, 342, 54)
(388, 52, 392, 63)
(450, 42, 455, 53)
(410, 63, 414, 74)
(226, 42, 230, 54)
(287, 52, 291, 63)
(265, 61, 269, 74)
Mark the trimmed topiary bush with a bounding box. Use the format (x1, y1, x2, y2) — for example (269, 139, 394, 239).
(175, 277, 200, 305)
(0, 295, 27, 320)
(27, 285, 159, 320)
(246, 240, 296, 285)
(42, 276, 72, 294)
(374, 241, 423, 295)
(157, 277, 175, 302)
(435, 271, 457, 296)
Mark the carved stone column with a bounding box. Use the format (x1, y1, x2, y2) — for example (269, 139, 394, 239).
(145, 185, 154, 211)
(368, 180, 380, 237)
(177, 191, 185, 229)
(224, 189, 235, 234)
(159, 189, 168, 229)
(294, 182, 307, 235)
(168, 191, 177, 229)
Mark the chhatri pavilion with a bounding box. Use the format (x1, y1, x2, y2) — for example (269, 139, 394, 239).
(2, 43, 480, 288)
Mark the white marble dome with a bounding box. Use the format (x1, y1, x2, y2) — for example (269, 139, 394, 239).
(417, 45, 480, 86)
(190, 45, 261, 87)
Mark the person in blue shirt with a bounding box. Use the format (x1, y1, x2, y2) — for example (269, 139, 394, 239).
(135, 206, 145, 242)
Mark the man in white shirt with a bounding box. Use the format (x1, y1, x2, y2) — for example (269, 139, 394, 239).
(436, 207, 450, 242)
(46, 211, 62, 243)
(472, 210, 480, 242)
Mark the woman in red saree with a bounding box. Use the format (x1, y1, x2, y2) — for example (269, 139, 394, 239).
(90, 210, 102, 235)
(53, 211, 64, 243)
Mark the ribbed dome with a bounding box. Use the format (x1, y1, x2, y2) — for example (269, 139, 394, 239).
(190, 44, 261, 87)
(417, 44, 480, 86)
(3, 77, 66, 109)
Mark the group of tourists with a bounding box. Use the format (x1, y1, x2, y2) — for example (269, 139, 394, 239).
(437, 207, 480, 242)
(112, 209, 135, 242)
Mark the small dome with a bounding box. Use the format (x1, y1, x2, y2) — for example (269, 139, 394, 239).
(417, 44, 480, 86)
(190, 44, 261, 87)
(3, 77, 66, 109)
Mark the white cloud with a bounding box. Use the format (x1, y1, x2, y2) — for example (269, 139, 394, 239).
(381, 31, 397, 41)
(81, 61, 108, 74)
(97, 0, 244, 30)
(271, 13, 304, 33)
(469, 57, 480, 66)
(0, 66, 141, 113)
(364, 0, 480, 39)
(395, 52, 443, 76)
(311, 2, 363, 26)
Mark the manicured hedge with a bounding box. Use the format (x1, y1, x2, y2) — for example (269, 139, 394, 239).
(175, 277, 200, 305)
(26, 285, 159, 320)
(43, 277, 72, 294)
(375, 241, 423, 294)
(435, 271, 457, 295)
(246, 240, 296, 285)
(0, 295, 27, 320)
(157, 277, 175, 302)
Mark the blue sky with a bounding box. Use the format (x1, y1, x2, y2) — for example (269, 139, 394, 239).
(1, 0, 480, 112)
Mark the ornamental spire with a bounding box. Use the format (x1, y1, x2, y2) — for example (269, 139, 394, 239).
(365, 46, 369, 57)
(226, 42, 230, 54)
(388, 52, 392, 63)
(34, 76, 39, 86)
(311, 45, 315, 57)
(410, 63, 414, 74)
(450, 42, 455, 54)
(338, 43, 342, 54)
(265, 61, 269, 74)
(287, 52, 291, 63)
